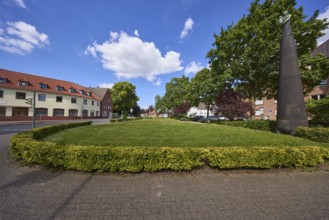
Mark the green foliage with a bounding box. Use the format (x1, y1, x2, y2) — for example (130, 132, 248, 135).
(10, 120, 329, 173)
(154, 95, 167, 114)
(111, 82, 139, 115)
(189, 68, 228, 118)
(306, 97, 329, 126)
(207, 146, 329, 169)
(217, 120, 276, 132)
(32, 121, 92, 140)
(162, 76, 190, 109)
(207, 0, 329, 103)
(295, 127, 329, 143)
(10, 128, 329, 172)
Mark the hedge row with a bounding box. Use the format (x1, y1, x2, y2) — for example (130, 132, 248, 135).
(215, 120, 277, 132)
(32, 121, 92, 140)
(295, 127, 329, 143)
(10, 123, 329, 172)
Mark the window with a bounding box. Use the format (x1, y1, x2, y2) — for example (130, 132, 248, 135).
(87, 92, 91, 96)
(274, 100, 277, 104)
(69, 109, 78, 116)
(70, 88, 76, 93)
(0, 107, 5, 116)
(12, 107, 28, 116)
(16, 92, 26, 99)
(39, 83, 48, 89)
(0, 90, 3, 98)
(255, 100, 264, 105)
(35, 108, 48, 116)
(96, 111, 99, 117)
(57, 86, 64, 91)
(0, 78, 6, 83)
(83, 99, 87, 105)
(53, 109, 64, 116)
(71, 97, 77, 104)
(311, 95, 318, 100)
(92, 100, 94, 106)
(20, 81, 29, 86)
(90, 110, 95, 117)
(97, 102, 99, 107)
(320, 94, 326, 99)
(83, 110, 88, 116)
(81, 90, 87, 95)
(320, 79, 327, 86)
(56, 96, 63, 102)
(38, 94, 46, 101)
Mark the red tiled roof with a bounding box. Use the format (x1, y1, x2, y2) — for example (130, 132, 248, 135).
(0, 69, 100, 101)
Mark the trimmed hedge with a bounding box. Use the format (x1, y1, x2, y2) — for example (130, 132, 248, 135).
(295, 127, 329, 143)
(216, 120, 276, 132)
(9, 123, 329, 172)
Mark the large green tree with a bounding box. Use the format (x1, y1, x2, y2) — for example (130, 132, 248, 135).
(207, 0, 329, 115)
(154, 95, 167, 115)
(162, 76, 190, 109)
(111, 82, 139, 118)
(189, 68, 229, 118)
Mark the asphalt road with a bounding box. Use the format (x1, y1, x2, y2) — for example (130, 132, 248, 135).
(0, 119, 109, 135)
(1, 121, 329, 219)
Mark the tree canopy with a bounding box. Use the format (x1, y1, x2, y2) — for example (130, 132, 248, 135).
(207, 0, 329, 102)
(162, 76, 190, 109)
(111, 82, 139, 115)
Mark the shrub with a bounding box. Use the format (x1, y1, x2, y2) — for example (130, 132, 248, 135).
(217, 120, 276, 132)
(32, 121, 92, 140)
(306, 97, 329, 126)
(295, 127, 329, 143)
(10, 123, 329, 172)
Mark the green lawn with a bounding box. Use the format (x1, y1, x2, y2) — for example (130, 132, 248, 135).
(44, 119, 327, 147)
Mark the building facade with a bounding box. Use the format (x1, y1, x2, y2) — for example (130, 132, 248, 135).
(89, 88, 113, 118)
(0, 69, 101, 121)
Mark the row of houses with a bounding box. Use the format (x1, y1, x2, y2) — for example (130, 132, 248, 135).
(0, 69, 113, 121)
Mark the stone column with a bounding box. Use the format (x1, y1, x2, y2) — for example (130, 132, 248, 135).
(276, 11, 308, 134)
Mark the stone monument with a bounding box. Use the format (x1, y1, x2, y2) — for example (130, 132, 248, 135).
(276, 11, 308, 134)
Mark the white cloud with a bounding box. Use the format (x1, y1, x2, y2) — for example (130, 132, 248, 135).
(184, 61, 204, 76)
(4, 0, 27, 9)
(85, 31, 183, 83)
(317, 6, 329, 46)
(0, 21, 49, 55)
(98, 83, 114, 88)
(134, 29, 139, 37)
(180, 17, 194, 39)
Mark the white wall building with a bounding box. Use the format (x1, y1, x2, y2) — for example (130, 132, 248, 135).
(0, 69, 100, 121)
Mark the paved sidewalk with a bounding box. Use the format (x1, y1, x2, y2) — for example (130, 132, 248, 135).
(1, 134, 329, 219)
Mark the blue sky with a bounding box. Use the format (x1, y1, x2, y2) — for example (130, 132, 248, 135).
(1, 0, 329, 109)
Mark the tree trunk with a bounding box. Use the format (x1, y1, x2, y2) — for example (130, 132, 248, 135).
(250, 96, 256, 120)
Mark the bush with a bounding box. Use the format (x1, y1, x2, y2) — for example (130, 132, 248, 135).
(295, 127, 329, 143)
(217, 120, 276, 132)
(306, 97, 329, 126)
(32, 121, 92, 140)
(9, 123, 329, 172)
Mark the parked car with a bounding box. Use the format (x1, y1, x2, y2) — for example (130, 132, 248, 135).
(190, 115, 204, 121)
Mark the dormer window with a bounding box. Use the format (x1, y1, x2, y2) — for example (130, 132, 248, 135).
(87, 92, 91, 96)
(19, 81, 29, 86)
(57, 86, 64, 91)
(69, 88, 76, 93)
(0, 78, 6, 84)
(39, 83, 48, 89)
(81, 90, 87, 95)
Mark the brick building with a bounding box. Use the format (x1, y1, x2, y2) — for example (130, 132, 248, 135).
(89, 88, 113, 118)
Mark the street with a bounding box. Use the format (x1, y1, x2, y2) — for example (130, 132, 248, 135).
(0, 119, 109, 135)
